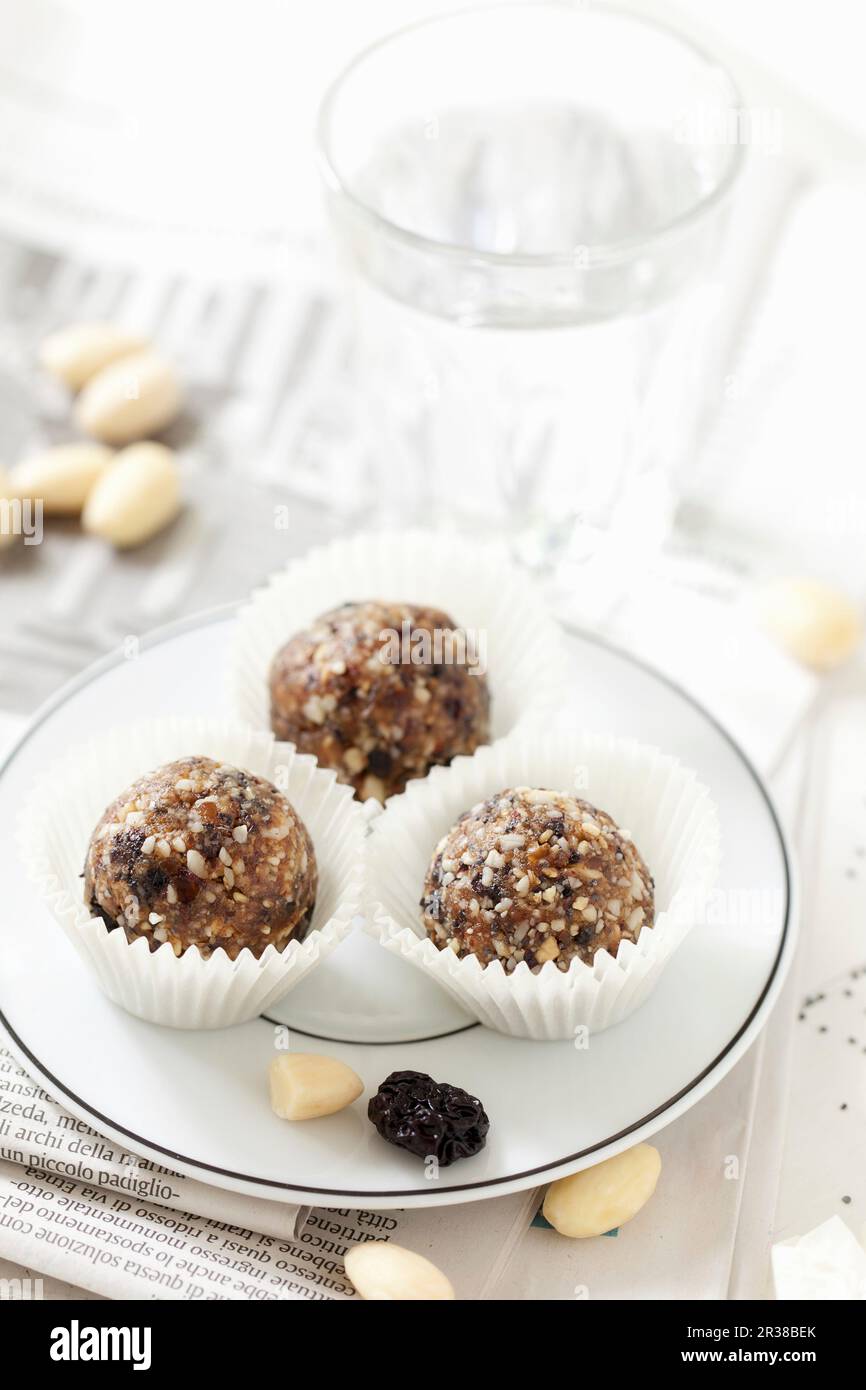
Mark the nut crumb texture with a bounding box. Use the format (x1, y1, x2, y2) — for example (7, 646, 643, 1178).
(84, 756, 317, 959)
(421, 787, 654, 972)
(269, 600, 490, 801)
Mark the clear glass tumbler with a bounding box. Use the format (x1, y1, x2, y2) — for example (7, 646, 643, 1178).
(318, 3, 744, 571)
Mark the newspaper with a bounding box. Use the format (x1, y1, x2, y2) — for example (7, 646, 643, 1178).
(0, 1047, 305, 1242)
(0, 1043, 537, 1300)
(0, 1026, 792, 1303)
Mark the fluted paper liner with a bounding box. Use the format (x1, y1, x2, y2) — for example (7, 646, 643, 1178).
(365, 729, 721, 1040)
(18, 717, 365, 1029)
(229, 528, 570, 759)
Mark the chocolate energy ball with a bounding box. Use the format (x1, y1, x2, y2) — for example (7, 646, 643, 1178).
(421, 788, 654, 974)
(268, 601, 491, 802)
(84, 756, 317, 959)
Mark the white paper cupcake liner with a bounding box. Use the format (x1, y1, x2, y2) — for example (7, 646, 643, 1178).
(365, 728, 720, 1040)
(17, 717, 365, 1029)
(229, 528, 570, 769)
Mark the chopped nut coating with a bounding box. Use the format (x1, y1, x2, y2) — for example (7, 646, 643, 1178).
(84, 756, 316, 959)
(421, 787, 654, 973)
(269, 601, 490, 801)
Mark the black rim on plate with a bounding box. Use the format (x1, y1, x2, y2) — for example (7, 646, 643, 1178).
(0, 606, 793, 1200)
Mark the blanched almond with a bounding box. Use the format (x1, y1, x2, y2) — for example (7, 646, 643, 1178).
(40, 322, 148, 391)
(82, 443, 180, 549)
(543, 1143, 661, 1238)
(344, 1242, 455, 1301)
(10, 443, 114, 515)
(755, 577, 862, 671)
(75, 351, 182, 445)
(269, 1053, 363, 1121)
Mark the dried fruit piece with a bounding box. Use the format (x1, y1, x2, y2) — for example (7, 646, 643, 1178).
(367, 1070, 489, 1166)
(344, 1241, 455, 1301)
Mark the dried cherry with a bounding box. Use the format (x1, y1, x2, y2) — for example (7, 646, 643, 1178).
(367, 1070, 489, 1166)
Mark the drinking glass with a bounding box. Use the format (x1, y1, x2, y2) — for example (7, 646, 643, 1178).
(318, 3, 744, 573)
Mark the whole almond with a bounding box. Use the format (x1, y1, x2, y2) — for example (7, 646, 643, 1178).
(82, 442, 180, 548)
(543, 1143, 661, 1238)
(344, 1242, 455, 1301)
(10, 443, 114, 515)
(75, 352, 182, 445)
(755, 577, 862, 671)
(40, 322, 148, 391)
(269, 1053, 364, 1121)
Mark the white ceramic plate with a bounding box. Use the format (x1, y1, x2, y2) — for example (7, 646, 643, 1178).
(0, 608, 796, 1209)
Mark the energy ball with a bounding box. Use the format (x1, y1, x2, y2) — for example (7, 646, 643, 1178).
(421, 788, 654, 973)
(269, 601, 490, 802)
(84, 756, 317, 959)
